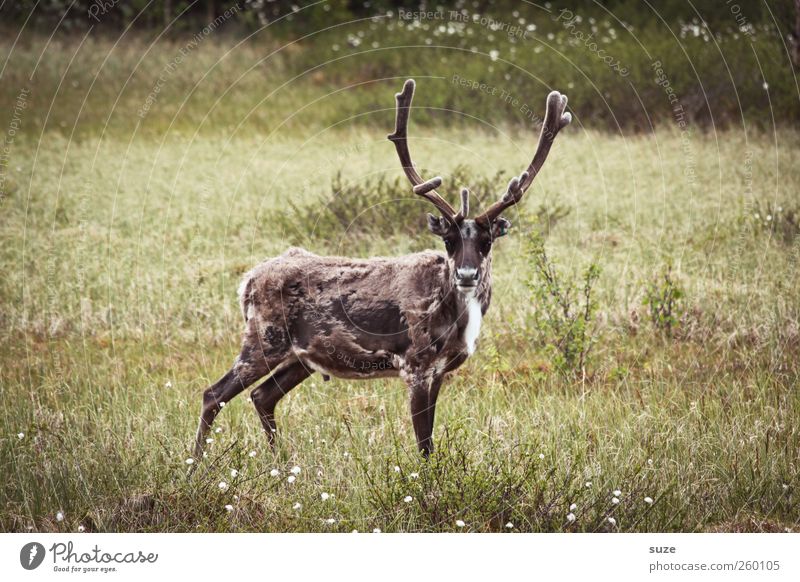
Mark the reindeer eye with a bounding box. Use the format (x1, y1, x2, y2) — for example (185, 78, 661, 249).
(480, 239, 492, 255)
(444, 239, 454, 254)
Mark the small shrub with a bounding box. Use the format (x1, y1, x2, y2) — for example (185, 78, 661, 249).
(269, 166, 507, 249)
(643, 263, 684, 337)
(526, 232, 601, 375)
(533, 203, 572, 237)
(359, 424, 551, 532)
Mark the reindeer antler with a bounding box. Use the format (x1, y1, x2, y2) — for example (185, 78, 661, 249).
(388, 79, 458, 221)
(475, 91, 571, 228)
(455, 188, 469, 222)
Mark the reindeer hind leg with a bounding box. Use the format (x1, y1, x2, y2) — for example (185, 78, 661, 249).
(251, 361, 312, 449)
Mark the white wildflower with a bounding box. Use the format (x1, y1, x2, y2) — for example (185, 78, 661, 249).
(56, 511, 65, 522)
(230, 469, 239, 478)
(249, 451, 257, 458)
(17, 432, 25, 440)
(205, 438, 213, 444)
(218, 481, 229, 491)
(270, 469, 280, 477)
(455, 520, 466, 528)
(373, 528, 381, 533)
(569, 503, 577, 511)
(403, 496, 413, 503)
(291, 465, 301, 475)
(165, 381, 172, 388)
(393, 465, 401, 473)
(219, 402, 225, 408)
(326, 518, 336, 525)
(612, 497, 620, 505)
(215, 427, 222, 433)
(608, 517, 617, 526)
(224, 504, 234, 512)
(321, 492, 330, 501)
(77, 525, 85, 532)
(566, 513, 576, 523)
(293, 502, 302, 510)
(585, 481, 592, 488)
(613, 490, 622, 497)
(505, 522, 514, 529)
(538, 453, 545, 460)
(185, 458, 194, 465)
(287, 475, 296, 484)
(409, 472, 419, 479)
(644, 496, 654, 505)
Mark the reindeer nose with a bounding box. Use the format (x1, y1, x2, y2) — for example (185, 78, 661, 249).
(455, 267, 479, 287)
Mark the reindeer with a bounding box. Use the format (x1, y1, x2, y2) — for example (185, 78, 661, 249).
(192, 79, 571, 463)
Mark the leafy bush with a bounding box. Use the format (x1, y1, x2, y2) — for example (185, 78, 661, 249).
(526, 232, 601, 375)
(269, 166, 506, 248)
(643, 264, 684, 337)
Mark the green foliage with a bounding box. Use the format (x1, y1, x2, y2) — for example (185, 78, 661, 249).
(643, 264, 684, 337)
(1, 2, 798, 136)
(4, 0, 796, 36)
(269, 166, 506, 250)
(526, 232, 601, 375)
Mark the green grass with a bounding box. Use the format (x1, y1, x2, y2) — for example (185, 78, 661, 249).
(1, 121, 798, 532)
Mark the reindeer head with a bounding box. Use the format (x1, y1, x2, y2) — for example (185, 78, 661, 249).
(388, 79, 572, 292)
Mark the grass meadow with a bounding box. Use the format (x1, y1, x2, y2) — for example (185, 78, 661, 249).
(1, 18, 799, 533)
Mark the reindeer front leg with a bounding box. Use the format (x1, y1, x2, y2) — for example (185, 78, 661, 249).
(426, 375, 444, 453)
(406, 370, 444, 457)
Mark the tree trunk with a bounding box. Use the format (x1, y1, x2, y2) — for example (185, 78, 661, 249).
(207, 0, 216, 23)
(793, 0, 800, 67)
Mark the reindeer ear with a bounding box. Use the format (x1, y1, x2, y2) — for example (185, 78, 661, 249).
(491, 217, 512, 239)
(427, 213, 449, 236)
